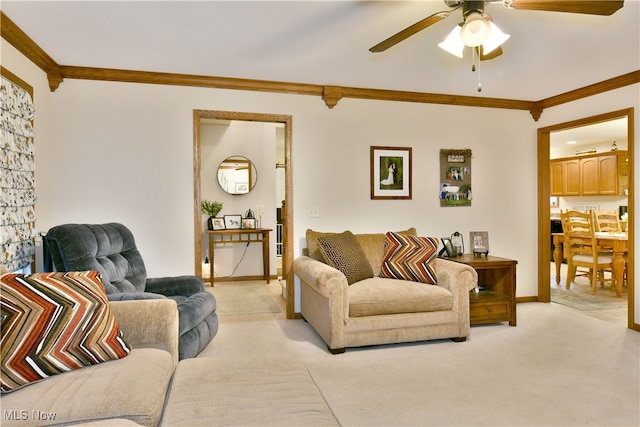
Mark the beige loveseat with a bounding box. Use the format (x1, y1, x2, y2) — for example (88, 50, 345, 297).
(293, 229, 478, 354)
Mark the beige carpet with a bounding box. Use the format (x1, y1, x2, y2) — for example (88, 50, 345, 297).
(207, 284, 282, 316)
(198, 303, 639, 426)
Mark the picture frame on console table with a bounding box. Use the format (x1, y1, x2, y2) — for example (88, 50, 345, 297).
(241, 218, 256, 229)
(212, 217, 225, 230)
(470, 231, 489, 256)
(370, 146, 412, 200)
(223, 215, 242, 230)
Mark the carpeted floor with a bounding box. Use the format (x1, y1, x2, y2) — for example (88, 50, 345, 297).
(206, 281, 285, 322)
(198, 302, 640, 426)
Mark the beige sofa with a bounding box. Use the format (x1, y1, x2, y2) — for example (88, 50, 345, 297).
(1, 299, 339, 426)
(1, 299, 179, 426)
(293, 229, 478, 354)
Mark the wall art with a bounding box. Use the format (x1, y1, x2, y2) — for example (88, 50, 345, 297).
(440, 149, 472, 207)
(370, 146, 412, 200)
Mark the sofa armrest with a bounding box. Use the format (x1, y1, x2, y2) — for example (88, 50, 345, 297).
(293, 256, 349, 351)
(435, 258, 478, 319)
(436, 258, 478, 294)
(293, 255, 349, 299)
(110, 299, 179, 368)
(146, 275, 205, 297)
(107, 291, 167, 301)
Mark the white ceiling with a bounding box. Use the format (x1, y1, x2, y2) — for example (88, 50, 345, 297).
(2, 0, 639, 101)
(550, 117, 628, 151)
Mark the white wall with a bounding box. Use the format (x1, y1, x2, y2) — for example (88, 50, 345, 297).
(43, 79, 537, 301)
(3, 38, 638, 318)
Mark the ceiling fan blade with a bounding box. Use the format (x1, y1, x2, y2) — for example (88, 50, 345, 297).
(508, 0, 623, 16)
(480, 45, 503, 61)
(369, 11, 450, 53)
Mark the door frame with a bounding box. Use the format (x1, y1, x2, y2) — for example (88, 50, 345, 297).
(193, 110, 295, 319)
(537, 107, 636, 330)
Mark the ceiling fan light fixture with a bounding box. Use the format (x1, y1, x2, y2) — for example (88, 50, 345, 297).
(459, 11, 491, 47)
(438, 25, 464, 58)
(481, 21, 510, 55)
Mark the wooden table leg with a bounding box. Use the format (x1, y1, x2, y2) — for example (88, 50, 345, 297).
(262, 231, 270, 283)
(552, 235, 562, 285)
(612, 241, 625, 298)
(209, 234, 215, 286)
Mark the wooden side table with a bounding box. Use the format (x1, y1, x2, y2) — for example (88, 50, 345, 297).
(446, 254, 517, 326)
(206, 229, 272, 285)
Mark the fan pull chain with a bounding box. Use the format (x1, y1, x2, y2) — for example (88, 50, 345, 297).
(471, 47, 482, 92)
(477, 56, 482, 92)
(471, 46, 476, 72)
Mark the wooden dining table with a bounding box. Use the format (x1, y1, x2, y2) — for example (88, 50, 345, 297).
(552, 232, 628, 297)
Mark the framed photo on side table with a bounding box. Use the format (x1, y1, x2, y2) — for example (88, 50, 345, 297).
(440, 237, 457, 257)
(470, 231, 489, 256)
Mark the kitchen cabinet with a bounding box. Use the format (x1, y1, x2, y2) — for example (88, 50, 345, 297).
(551, 158, 580, 196)
(550, 151, 625, 196)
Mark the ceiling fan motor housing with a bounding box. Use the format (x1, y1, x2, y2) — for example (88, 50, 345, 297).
(462, 1, 486, 18)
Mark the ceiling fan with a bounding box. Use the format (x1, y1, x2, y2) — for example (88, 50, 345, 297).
(369, 0, 624, 60)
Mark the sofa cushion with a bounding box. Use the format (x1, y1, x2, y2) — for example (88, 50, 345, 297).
(0, 348, 173, 427)
(379, 232, 439, 284)
(349, 277, 453, 317)
(317, 231, 373, 285)
(1, 271, 131, 393)
(162, 357, 340, 426)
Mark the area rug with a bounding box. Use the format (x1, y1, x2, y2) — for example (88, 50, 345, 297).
(207, 284, 282, 316)
(551, 287, 627, 311)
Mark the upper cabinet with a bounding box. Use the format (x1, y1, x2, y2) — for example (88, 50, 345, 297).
(551, 151, 627, 196)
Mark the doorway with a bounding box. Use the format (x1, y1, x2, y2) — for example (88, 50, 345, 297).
(537, 108, 636, 329)
(193, 110, 295, 319)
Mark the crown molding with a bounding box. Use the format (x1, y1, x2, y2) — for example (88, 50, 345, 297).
(535, 70, 640, 110)
(0, 12, 62, 91)
(2, 11, 638, 121)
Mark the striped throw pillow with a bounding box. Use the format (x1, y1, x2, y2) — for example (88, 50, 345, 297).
(379, 232, 439, 284)
(1, 271, 131, 393)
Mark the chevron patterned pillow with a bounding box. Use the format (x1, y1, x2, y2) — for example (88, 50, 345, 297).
(379, 232, 439, 284)
(1, 271, 131, 393)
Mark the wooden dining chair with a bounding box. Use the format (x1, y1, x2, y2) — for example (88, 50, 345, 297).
(595, 210, 621, 232)
(595, 210, 628, 287)
(560, 210, 614, 294)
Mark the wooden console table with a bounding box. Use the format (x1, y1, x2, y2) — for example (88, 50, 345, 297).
(446, 254, 517, 326)
(206, 229, 272, 285)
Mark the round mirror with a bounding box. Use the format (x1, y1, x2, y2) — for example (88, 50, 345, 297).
(217, 156, 257, 195)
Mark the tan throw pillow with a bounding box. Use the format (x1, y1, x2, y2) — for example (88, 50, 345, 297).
(379, 232, 439, 284)
(316, 231, 374, 285)
(306, 229, 335, 261)
(1, 271, 131, 393)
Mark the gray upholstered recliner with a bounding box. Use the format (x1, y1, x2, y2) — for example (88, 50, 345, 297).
(45, 223, 218, 360)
